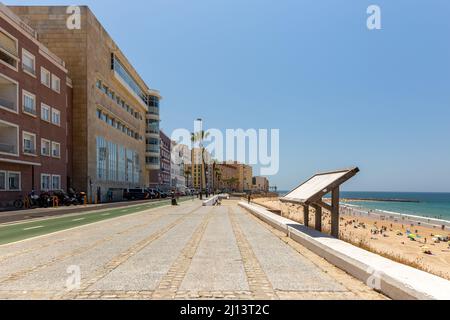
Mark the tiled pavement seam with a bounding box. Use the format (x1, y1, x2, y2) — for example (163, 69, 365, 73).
(0, 211, 169, 286)
(0, 289, 369, 300)
(55, 205, 202, 300)
(236, 206, 387, 300)
(228, 206, 278, 300)
(151, 209, 214, 300)
(0, 201, 194, 263)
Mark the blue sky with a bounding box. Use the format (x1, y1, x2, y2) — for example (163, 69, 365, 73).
(8, 0, 450, 192)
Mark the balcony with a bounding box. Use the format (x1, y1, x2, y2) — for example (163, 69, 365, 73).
(0, 50, 18, 69)
(0, 120, 18, 155)
(147, 107, 159, 116)
(146, 155, 160, 170)
(0, 74, 18, 112)
(146, 145, 160, 154)
(0, 29, 19, 69)
(146, 129, 159, 135)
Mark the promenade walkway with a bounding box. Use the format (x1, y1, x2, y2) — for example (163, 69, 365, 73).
(0, 200, 385, 300)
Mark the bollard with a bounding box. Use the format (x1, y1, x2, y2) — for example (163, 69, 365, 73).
(52, 196, 59, 207)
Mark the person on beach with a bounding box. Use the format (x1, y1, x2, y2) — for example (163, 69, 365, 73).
(248, 193, 252, 204)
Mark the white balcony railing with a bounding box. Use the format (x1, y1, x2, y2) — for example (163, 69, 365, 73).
(0, 97, 15, 111)
(0, 142, 15, 154)
(0, 120, 18, 155)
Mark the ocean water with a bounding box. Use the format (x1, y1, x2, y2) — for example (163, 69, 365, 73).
(278, 191, 450, 222)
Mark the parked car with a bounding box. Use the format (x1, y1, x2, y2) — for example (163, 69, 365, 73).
(123, 188, 151, 201)
(145, 188, 158, 199)
(157, 190, 169, 199)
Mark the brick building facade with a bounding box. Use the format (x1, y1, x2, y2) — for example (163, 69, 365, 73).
(0, 4, 71, 206)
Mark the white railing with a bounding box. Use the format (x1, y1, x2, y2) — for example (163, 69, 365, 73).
(0, 142, 16, 154)
(0, 97, 16, 111)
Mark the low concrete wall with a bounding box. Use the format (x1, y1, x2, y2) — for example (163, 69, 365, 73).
(203, 194, 230, 206)
(238, 201, 450, 300)
(202, 196, 219, 206)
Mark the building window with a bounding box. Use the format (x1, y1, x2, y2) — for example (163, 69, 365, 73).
(0, 28, 18, 70)
(52, 175, 61, 190)
(96, 136, 107, 180)
(118, 145, 126, 182)
(107, 141, 117, 181)
(0, 73, 18, 113)
(41, 174, 51, 191)
(41, 67, 51, 87)
(7, 171, 21, 191)
(51, 108, 61, 126)
(22, 49, 35, 76)
(22, 131, 36, 155)
(51, 74, 61, 93)
(22, 90, 36, 116)
(112, 54, 150, 107)
(41, 104, 50, 122)
(0, 171, 5, 190)
(52, 141, 61, 158)
(41, 138, 51, 156)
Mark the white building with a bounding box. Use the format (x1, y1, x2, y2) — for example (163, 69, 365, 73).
(171, 142, 190, 191)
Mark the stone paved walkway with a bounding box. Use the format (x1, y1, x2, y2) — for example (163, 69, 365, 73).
(0, 200, 386, 300)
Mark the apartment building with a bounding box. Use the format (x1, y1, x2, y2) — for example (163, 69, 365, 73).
(158, 130, 171, 190)
(190, 147, 213, 192)
(0, 4, 72, 206)
(252, 176, 269, 192)
(171, 141, 189, 191)
(11, 6, 161, 202)
(216, 163, 238, 191)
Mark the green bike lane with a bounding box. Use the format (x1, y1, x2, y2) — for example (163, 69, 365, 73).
(0, 197, 195, 246)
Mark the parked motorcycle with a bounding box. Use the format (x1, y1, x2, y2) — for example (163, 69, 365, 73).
(68, 188, 87, 205)
(13, 191, 52, 209)
(52, 190, 76, 206)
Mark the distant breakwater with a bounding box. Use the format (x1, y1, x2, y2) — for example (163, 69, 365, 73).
(343, 198, 421, 203)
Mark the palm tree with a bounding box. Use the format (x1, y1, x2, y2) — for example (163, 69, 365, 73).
(212, 160, 221, 193)
(223, 177, 238, 192)
(229, 177, 239, 191)
(216, 171, 222, 191)
(191, 130, 210, 199)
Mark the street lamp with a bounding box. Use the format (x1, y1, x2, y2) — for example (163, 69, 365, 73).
(196, 118, 204, 200)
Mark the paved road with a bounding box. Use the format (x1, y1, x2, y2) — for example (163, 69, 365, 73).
(0, 200, 385, 300)
(0, 198, 198, 245)
(0, 197, 192, 224)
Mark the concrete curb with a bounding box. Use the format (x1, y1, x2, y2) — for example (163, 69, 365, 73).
(203, 194, 229, 206)
(203, 196, 219, 206)
(238, 201, 450, 300)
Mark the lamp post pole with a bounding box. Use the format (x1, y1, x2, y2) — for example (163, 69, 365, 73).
(197, 118, 204, 201)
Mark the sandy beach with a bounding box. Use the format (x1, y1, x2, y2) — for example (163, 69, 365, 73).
(252, 197, 450, 281)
